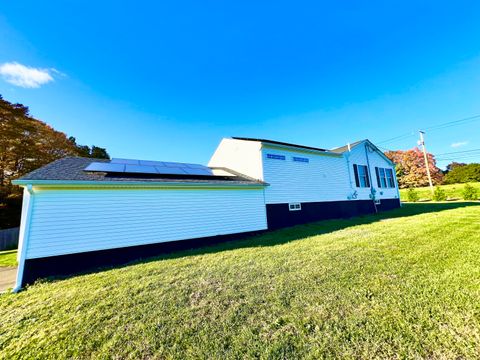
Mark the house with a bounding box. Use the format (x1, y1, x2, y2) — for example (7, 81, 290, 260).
(12, 137, 400, 290)
(209, 137, 400, 229)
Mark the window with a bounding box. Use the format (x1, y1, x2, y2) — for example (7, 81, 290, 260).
(386, 168, 395, 187)
(374, 199, 381, 205)
(292, 156, 309, 163)
(289, 203, 301, 211)
(353, 164, 370, 188)
(267, 153, 285, 160)
(379, 168, 387, 188)
(375, 167, 396, 188)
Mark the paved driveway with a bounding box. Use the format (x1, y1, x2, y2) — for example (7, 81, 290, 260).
(0, 267, 17, 292)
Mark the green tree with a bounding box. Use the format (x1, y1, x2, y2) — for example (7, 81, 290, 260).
(68, 137, 110, 159)
(444, 163, 480, 184)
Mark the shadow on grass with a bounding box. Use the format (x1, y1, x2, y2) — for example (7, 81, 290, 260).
(153, 201, 479, 259)
(36, 202, 479, 286)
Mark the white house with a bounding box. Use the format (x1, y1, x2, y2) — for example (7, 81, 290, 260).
(209, 137, 400, 228)
(12, 137, 400, 290)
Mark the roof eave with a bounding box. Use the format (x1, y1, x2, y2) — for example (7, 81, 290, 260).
(12, 179, 269, 188)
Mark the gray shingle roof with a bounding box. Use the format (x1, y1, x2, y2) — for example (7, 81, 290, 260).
(15, 157, 266, 186)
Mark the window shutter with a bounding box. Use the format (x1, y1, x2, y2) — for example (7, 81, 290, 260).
(353, 164, 360, 187)
(365, 167, 371, 187)
(375, 167, 381, 187)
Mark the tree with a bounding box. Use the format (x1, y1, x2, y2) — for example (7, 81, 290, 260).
(0, 96, 78, 189)
(384, 148, 443, 188)
(68, 137, 110, 159)
(0, 94, 110, 227)
(445, 162, 466, 173)
(444, 163, 480, 184)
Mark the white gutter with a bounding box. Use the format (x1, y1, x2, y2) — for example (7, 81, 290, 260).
(13, 184, 34, 293)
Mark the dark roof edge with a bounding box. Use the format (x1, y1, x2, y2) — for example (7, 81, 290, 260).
(232, 137, 329, 153)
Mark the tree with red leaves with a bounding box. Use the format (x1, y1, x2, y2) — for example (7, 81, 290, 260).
(384, 148, 443, 188)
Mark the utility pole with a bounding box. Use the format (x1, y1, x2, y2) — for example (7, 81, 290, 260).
(418, 131, 434, 193)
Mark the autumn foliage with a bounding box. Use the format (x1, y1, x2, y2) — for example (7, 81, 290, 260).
(384, 148, 443, 188)
(0, 95, 109, 227)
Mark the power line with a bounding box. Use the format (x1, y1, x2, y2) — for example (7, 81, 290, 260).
(376, 132, 416, 145)
(376, 113, 480, 146)
(423, 114, 480, 132)
(434, 148, 480, 156)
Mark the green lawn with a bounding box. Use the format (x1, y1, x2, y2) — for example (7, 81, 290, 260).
(0, 249, 17, 267)
(1, 203, 479, 359)
(399, 182, 480, 202)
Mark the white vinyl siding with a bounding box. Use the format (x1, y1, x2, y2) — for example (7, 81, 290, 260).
(347, 143, 398, 200)
(262, 147, 350, 204)
(25, 187, 267, 259)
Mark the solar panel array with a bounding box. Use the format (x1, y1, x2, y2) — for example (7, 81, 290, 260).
(84, 158, 215, 176)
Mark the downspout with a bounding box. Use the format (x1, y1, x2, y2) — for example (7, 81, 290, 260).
(345, 151, 356, 197)
(364, 143, 378, 213)
(13, 184, 34, 293)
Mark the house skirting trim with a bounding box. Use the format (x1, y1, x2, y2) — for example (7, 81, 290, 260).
(266, 198, 401, 229)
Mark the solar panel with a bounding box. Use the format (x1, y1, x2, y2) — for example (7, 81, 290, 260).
(154, 166, 188, 175)
(111, 158, 140, 165)
(182, 168, 214, 176)
(138, 160, 165, 166)
(85, 158, 215, 177)
(124, 164, 158, 174)
(84, 162, 125, 172)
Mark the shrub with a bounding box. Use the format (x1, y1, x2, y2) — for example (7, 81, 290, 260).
(406, 188, 419, 202)
(432, 186, 447, 201)
(462, 183, 478, 200)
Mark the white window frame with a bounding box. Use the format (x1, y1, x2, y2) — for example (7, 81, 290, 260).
(288, 203, 301, 211)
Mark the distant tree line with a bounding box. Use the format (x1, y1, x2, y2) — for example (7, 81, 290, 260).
(0, 95, 109, 228)
(384, 148, 479, 188)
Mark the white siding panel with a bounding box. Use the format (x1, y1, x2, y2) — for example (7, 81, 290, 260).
(346, 143, 399, 200)
(262, 148, 352, 204)
(208, 139, 264, 180)
(26, 188, 267, 259)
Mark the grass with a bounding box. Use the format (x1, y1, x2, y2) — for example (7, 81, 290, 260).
(399, 182, 480, 202)
(0, 249, 17, 267)
(1, 203, 480, 359)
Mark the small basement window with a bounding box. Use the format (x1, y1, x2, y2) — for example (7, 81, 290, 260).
(267, 154, 286, 160)
(289, 203, 301, 211)
(292, 156, 309, 163)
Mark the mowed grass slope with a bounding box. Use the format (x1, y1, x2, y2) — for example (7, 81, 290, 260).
(1, 203, 480, 359)
(399, 182, 480, 202)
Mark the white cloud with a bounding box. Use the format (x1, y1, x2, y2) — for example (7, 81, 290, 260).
(451, 141, 469, 148)
(0, 62, 55, 88)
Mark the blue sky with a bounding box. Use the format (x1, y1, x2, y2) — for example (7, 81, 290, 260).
(1, 1, 479, 169)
